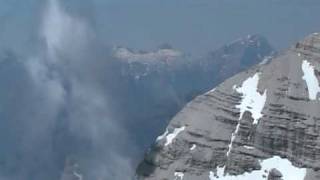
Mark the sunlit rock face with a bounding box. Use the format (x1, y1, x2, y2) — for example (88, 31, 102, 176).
(136, 33, 320, 180)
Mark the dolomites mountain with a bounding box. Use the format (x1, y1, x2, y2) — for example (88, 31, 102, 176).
(136, 33, 320, 180)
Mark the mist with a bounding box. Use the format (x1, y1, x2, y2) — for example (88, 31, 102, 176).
(0, 0, 136, 179)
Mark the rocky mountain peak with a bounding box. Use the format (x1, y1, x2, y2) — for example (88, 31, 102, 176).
(113, 46, 184, 63)
(136, 32, 320, 180)
(295, 33, 320, 56)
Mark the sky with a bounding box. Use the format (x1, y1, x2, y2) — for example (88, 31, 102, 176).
(1, 0, 320, 55)
(93, 0, 320, 54)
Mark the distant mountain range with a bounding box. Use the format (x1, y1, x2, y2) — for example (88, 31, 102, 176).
(109, 34, 274, 152)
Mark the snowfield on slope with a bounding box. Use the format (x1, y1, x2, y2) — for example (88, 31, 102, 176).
(235, 73, 267, 124)
(156, 126, 186, 146)
(174, 172, 184, 180)
(210, 156, 306, 180)
(227, 73, 267, 156)
(302, 60, 320, 100)
(190, 144, 197, 151)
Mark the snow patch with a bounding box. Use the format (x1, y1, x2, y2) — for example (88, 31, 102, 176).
(165, 126, 186, 146)
(156, 129, 169, 141)
(205, 88, 216, 95)
(232, 85, 237, 90)
(190, 144, 197, 151)
(227, 73, 266, 156)
(174, 172, 184, 180)
(259, 56, 272, 65)
(301, 60, 320, 100)
(235, 73, 267, 124)
(209, 171, 215, 180)
(243, 145, 255, 150)
(226, 122, 240, 157)
(210, 156, 306, 180)
(156, 127, 186, 146)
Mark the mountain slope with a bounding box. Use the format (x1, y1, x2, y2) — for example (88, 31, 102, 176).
(136, 33, 320, 180)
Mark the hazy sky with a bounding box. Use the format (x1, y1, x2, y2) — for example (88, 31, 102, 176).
(95, 0, 320, 54)
(1, 0, 320, 55)
(0, 0, 319, 179)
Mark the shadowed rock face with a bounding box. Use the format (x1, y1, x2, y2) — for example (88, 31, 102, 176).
(136, 33, 320, 180)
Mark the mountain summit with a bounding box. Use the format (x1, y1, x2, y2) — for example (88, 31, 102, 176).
(136, 33, 320, 180)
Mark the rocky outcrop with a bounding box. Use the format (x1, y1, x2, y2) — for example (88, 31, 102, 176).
(136, 33, 320, 180)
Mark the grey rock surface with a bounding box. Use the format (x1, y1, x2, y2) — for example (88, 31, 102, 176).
(136, 33, 320, 180)
(268, 168, 282, 180)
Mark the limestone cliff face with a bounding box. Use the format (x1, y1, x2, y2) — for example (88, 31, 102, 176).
(136, 33, 320, 180)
